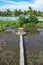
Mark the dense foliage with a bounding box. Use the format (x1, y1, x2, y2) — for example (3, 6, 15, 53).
(0, 14, 43, 32)
(0, 14, 38, 31)
(0, 6, 43, 17)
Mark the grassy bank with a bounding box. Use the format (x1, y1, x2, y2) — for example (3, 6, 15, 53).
(35, 22, 43, 28)
(0, 20, 43, 32)
(0, 15, 43, 32)
(0, 20, 19, 31)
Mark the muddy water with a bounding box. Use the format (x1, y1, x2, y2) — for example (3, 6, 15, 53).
(0, 28, 43, 65)
(0, 31, 20, 65)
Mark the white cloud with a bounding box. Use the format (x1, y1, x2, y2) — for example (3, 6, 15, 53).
(0, 1, 32, 11)
(32, 0, 43, 11)
(0, 0, 43, 11)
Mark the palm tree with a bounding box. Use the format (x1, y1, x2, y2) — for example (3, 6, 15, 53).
(33, 10, 37, 16)
(18, 9, 22, 15)
(6, 9, 12, 16)
(28, 6, 33, 15)
(13, 9, 19, 16)
(23, 10, 27, 15)
(0, 11, 2, 16)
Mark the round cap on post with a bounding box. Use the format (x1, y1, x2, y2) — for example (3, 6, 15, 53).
(16, 28, 27, 35)
(18, 28, 24, 32)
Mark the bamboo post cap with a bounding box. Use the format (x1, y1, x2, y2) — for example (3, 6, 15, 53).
(16, 28, 27, 35)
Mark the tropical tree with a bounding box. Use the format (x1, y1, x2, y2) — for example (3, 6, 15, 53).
(28, 6, 33, 14)
(23, 10, 27, 15)
(0, 11, 1, 16)
(6, 9, 12, 16)
(18, 15, 28, 27)
(18, 9, 22, 15)
(13, 9, 19, 16)
(28, 14, 38, 25)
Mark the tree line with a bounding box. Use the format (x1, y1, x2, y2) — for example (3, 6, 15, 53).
(0, 6, 43, 17)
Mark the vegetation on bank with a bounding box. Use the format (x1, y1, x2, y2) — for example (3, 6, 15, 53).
(0, 6, 43, 32)
(0, 6, 43, 17)
(0, 6, 43, 31)
(36, 22, 43, 28)
(0, 14, 43, 31)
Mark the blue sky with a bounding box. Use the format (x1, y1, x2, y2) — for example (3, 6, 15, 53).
(0, 0, 43, 11)
(9, 0, 33, 2)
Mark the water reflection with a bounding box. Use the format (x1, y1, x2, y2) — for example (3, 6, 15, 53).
(0, 28, 43, 65)
(0, 16, 18, 21)
(0, 30, 20, 65)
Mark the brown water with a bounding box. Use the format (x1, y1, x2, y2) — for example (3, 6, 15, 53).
(0, 28, 43, 65)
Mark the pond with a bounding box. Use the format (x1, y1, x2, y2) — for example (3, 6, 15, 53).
(0, 16, 18, 21)
(0, 15, 29, 21)
(0, 28, 43, 65)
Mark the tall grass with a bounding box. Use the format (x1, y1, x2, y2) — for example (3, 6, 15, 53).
(36, 22, 43, 28)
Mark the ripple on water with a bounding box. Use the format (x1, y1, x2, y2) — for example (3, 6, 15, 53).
(0, 28, 43, 65)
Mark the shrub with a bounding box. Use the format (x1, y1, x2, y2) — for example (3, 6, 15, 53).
(28, 14, 38, 23)
(18, 15, 28, 27)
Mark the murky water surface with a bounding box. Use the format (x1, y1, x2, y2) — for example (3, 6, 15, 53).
(0, 28, 43, 65)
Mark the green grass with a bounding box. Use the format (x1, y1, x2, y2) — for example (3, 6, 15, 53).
(0, 20, 20, 31)
(35, 22, 43, 28)
(0, 20, 43, 32)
